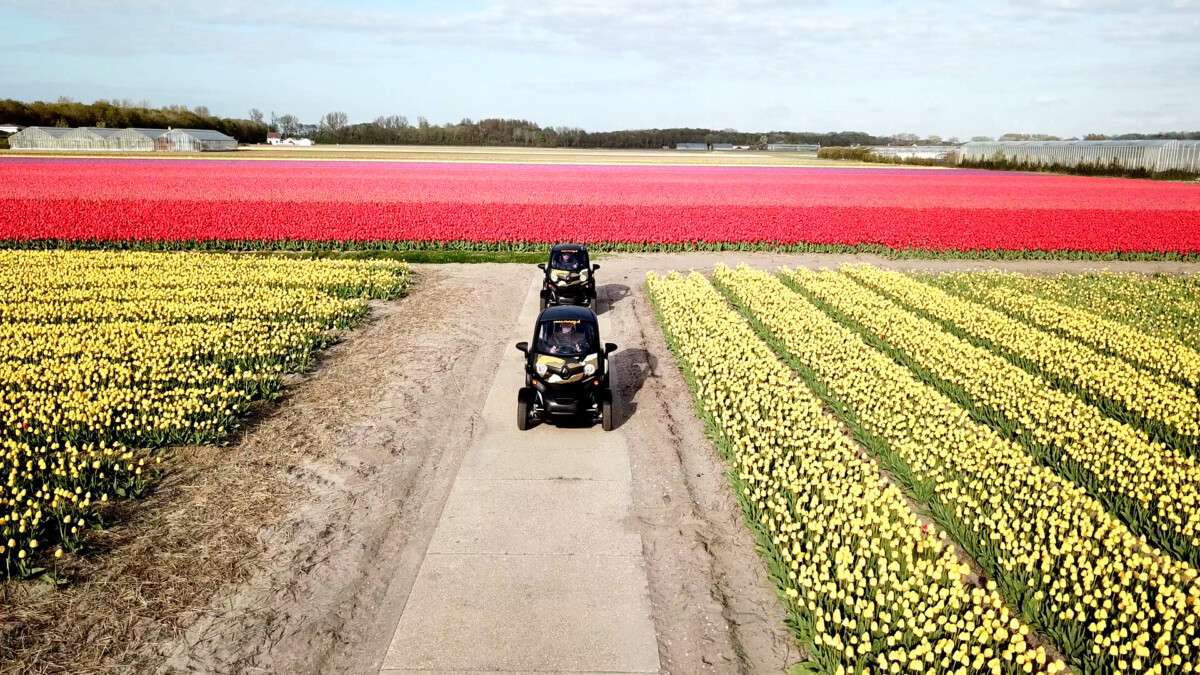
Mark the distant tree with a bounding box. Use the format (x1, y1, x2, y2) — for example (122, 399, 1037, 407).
(970, 136, 994, 142)
(1083, 133, 1108, 140)
(946, 136, 961, 145)
(276, 114, 302, 137)
(249, 108, 264, 124)
(321, 111, 349, 133)
(194, 105, 210, 116)
(925, 134, 943, 145)
(417, 116, 429, 129)
(374, 114, 408, 129)
(56, 95, 74, 104)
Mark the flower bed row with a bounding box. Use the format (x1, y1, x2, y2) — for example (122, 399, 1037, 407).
(648, 270, 1057, 675)
(0, 251, 410, 578)
(780, 265, 1200, 568)
(715, 264, 1200, 674)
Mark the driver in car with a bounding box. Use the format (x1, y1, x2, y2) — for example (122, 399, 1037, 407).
(556, 250, 580, 271)
(548, 321, 586, 355)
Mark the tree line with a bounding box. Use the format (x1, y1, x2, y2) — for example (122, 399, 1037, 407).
(279, 111, 899, 148)
(5, 98, 1198, 149)
(0, 98, 269, 144)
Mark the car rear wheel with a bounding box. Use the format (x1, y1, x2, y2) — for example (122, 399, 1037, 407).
(601, 391, 614, 431)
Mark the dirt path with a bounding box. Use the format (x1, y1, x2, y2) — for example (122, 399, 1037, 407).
(154, 264, 531, 673)
(7, 252, 1195, 675)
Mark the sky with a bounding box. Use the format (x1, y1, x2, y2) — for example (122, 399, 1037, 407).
(1, 0, 1197, 139)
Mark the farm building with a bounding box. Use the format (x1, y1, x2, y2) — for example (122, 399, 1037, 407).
(675, 142, 708, 150)
(959, 140, 1200, 173)
(712, 143, 735, 150)
(7, 126, 237, 152)
(767, 143, 820, 151)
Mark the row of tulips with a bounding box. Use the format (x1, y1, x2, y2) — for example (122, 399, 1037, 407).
(844, 266, 1200, 455)
(924, 271, 1200, 364)
(781, 265, 1200, 567)
(925, 278, 1200, 390)
(647, 270, 1060, 675)
(714, 264, 1200, 674)
(0, 251, 410, 578)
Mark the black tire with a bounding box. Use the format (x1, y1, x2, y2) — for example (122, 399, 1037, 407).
(539, 295, 549, 312)
(517, 389, 532, 431)
(601, 390, 614, 431)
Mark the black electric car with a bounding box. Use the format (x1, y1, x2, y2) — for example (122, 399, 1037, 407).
(516, 305, 616, 431)
(539, 243, 598, 310)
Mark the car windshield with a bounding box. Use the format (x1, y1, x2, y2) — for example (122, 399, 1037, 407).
(536, 319, 597, 357)
(550, 249, 587, 272)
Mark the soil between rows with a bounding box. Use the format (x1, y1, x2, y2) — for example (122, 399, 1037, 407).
(2, 252, 1197, 675)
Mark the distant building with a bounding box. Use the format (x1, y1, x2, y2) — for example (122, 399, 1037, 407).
(8, 126, 237, 152)
(712, 143, 735, 150)
(279, 137, 314, 147)
(870, 145, 958, 161)
(266, 132, 282, 144)
(767, 143, 820, 152)
(675, 142, 708, 150)
(958, 140, 1200, 173)
(0, 123, 24, 138)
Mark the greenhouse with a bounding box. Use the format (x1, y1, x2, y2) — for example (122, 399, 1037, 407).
(7, 126, 236, 152)
(959, 139, 1200, 172)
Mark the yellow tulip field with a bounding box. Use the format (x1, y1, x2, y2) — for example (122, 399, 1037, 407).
(0, 251, 409, 577)
(650, 263, 1200, 675)
(925, 271, 1200, 355)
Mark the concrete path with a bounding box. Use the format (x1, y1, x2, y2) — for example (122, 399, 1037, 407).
(380, 274, 661, 675)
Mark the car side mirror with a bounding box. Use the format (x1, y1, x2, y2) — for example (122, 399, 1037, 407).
(592, 264, 600, 271)
(605, 343, 618, 354)
(515, 341, 529, 353)
(537, 263, 546, 270)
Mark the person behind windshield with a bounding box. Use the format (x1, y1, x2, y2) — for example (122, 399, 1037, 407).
(553, 250, 584, 272)
(547, 321, 587, 355)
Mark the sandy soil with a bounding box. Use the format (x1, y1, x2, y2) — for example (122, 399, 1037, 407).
(3, 252, 1196, 675)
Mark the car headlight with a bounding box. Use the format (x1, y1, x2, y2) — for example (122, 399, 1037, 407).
(580, 270, 589, 281)
(584, 363, 596, 376)
(536, 363, 548, 375)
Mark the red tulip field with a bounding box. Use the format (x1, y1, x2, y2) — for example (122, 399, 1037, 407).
(2, 157, 1199, 257)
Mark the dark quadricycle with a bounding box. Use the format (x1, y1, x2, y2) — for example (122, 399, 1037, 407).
(516, 305, 616, 431)
(539, 243, 599, 310)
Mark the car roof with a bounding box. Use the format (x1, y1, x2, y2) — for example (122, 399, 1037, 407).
(550, 243, 588, 254)
(537, 305, 598, 324)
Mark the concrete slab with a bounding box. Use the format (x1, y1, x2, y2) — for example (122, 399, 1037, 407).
(384, 662, 638, 667)
(457, 429, 630, 481)
(427, 478, 641, 556)
(380, 276, 660, 675)
(381, 553, 660, 673)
